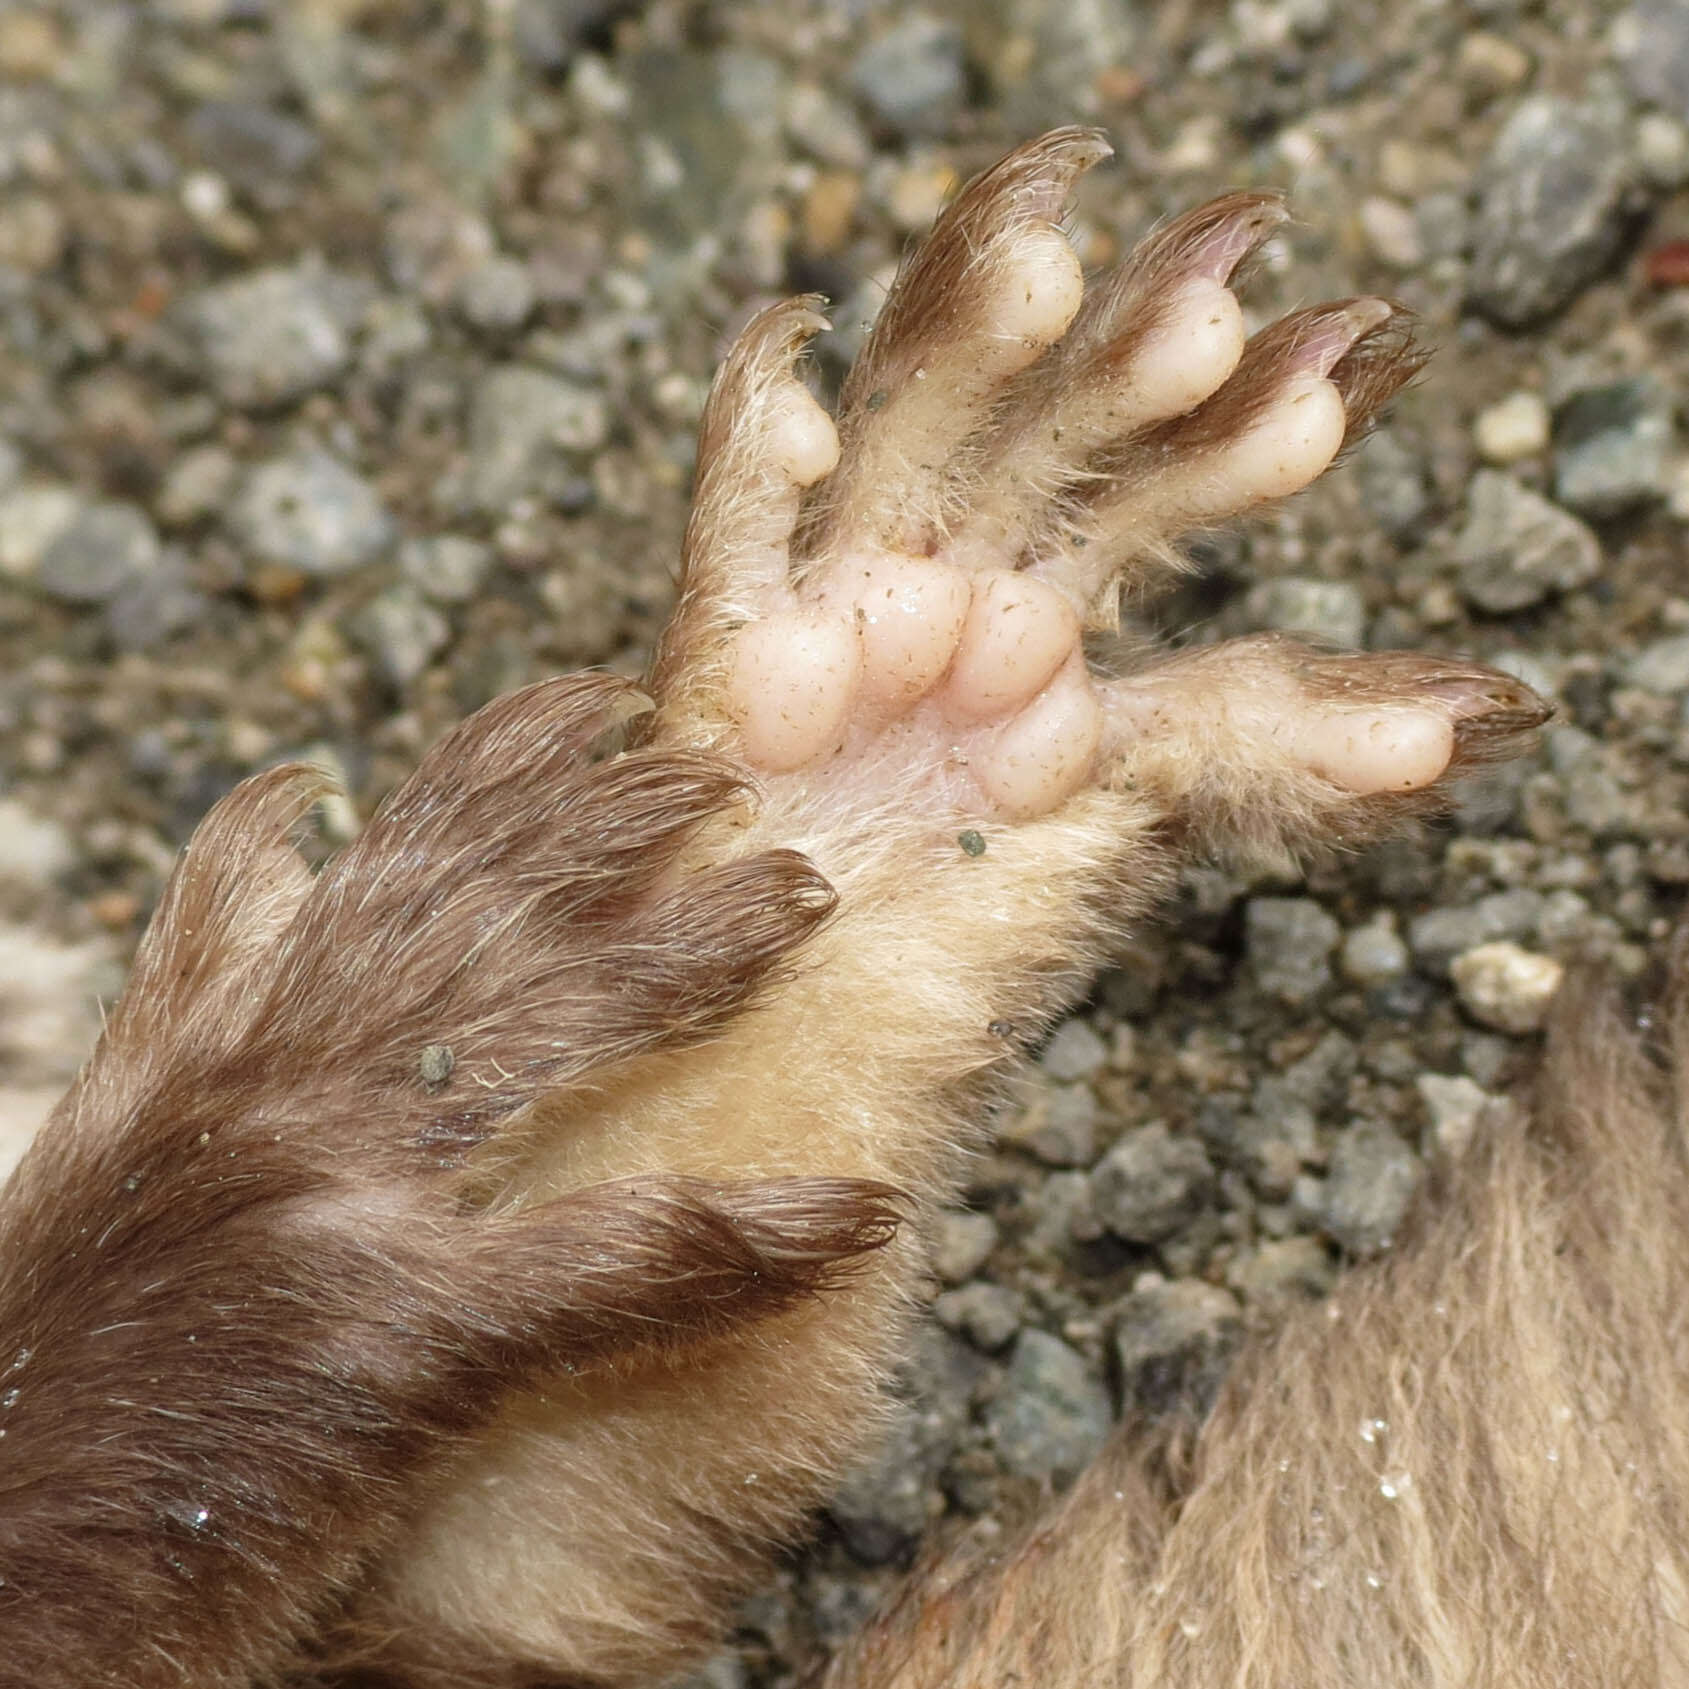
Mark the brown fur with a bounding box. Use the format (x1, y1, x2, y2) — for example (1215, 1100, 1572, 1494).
(824, 960, 1689, 1688)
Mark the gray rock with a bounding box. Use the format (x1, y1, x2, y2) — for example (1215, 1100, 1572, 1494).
(36, 501, 162, 605)
(1198, 1100, 1305, 1202)
(998, 1076, 1098, 1167)
(457, 255, 537, 333)
(1354, 428, 1432, 542)
(1040, 1017, 1108, 1082)
(849, 14, 966, 138)
(1553, 377, 1673, 517)
(459, 365, 609, 513)
(1417, 1071, 1498, 1158)
(346, 586, 450, 687)
(1323, 1123, 1422, 1255)
(1341, 914, 1410, 984)
(1450, 940, 1564, 1034)
(106, 561, 209, 652)
(930, 1209, 999, 1286)
(1020, 1169, 1104, 1262)
(1091, 1122, 1216, 1245)
(1625, 635, 1689, 694)
(1245, 896, 1340, 1005)
(1454, 470, 1602, 613)
(1113, 1279, 1241, 1414)
(155, 446, 239, 528)
(985, 1330, 1112, 1482)
(1619, 0, 1689, 123)
(185, 101, 321, 200)
(179, 265, 373, 408)
(1469, 95, 1635, 327)
(513, 0, 627, 71)
(0, 484, 82, 580)
(1255, 1031, 1356, 1119)
(1246, 577, 1365, 649)
(231, 448, 394, 577)
(1407, 887, 1544, 971)
(398, 534, 495, 605)
(1228, 1234, 1336, 1304)
(933, 1282, 1024, 1352)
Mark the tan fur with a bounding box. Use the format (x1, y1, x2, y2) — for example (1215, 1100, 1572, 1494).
(825, 961, 1689, 1688)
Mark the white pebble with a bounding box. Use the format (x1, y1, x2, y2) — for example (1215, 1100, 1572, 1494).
(1473, 391, 1550, 464)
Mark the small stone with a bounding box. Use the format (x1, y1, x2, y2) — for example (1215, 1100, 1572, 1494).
(1020, 1170, 1103, 1262)
(1358, 195, 1424, 268)
(1323, 1123, 1422, 1255)
(1454, 470, 1602, 614)
(1635, 112, 1689, 189)
(1245, 577, 1365, 648)
(1416, 1072, 1498, 1158)
(231, 448, 394, 577)
(1625, 634, 1689, 694)
(1450, 940, 1564, 1033)
(1469, 95, 1635, 327)
(155, 446, 238, 528)
(783, 81, 871, 169)
(512, 0, 628, 70)
(1227, 1234, 1335, 1304)
(1340, 913, 1410, 985)
(398, 534, 495, 605)
(0, 485, 80, 580)
(849, 15, 965, 138)
(1456, 29, 1531, 94)
(185, 102, 321, 201)
(998, 1076, 1098, 1168)
(0, 11, 62, 78)
(1553, 377, 1674, 518)
(1354, 429, 1432, 543)
(457, 255, 537, 333)
(1245, 896, 1341, 1005)
(36, 502, 162, 606)
(0, 194, 66, 274)
(985, 1330, 1112, 1482)
(1618, 0, 1689, 124)
(346, 586, 451, 688)
(930, 1209, 999, 1286)
(1473, 391, 1550, 464)
(459, 365, 610, 514)
(1091, 1123, 1215, 1246)
(0, 800, 75, 884)
(418, 1044, 455, 1087)
(179, 265, 372, 408)
(933, 1282, 1024, 1352)
(1407, 888, 1544, 971)
(1040, 1018, 1108, 1083)
(1113, 1279, 1241, 1414)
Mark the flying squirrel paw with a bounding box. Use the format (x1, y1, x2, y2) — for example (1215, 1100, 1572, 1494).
(650, 127, 1547, 858)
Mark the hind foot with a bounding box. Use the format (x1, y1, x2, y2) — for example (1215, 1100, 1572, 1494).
(653, 128, 1546, 853)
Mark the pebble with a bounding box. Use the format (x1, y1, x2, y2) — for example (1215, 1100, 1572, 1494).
(1020, 1170, 1104, 1262)
(184, 101, 322, 201)
(155, 446, 238, 528)
(1113, 1278, 1241, 1415)
(1354, 428, 1432, 543)
(849, 15, 966, 138)
(783, 81, 870, 170)
(1416, 1071, 1498, 1158)
(1340, 912, 1410, 985)
(1358, 195, 1424, 269)
(1039, 1017, 1108, 1083)
(1468, 95, 1635, 327)
(1227, 1234, 1335, 1304)
(1245, 896, 1340, 1005)
(1456, 29, 1532, 95)
(1454, 470, 1602, 614)
(1552, 376, 1674, 518)
(1198, 1099, 1303, 1202)
(1450, 940, 1564, 1033)
(513, 0, 628, 72)
(1473, 391, 1550, 464)
(998, 1075, 1098, 1167)
(984, 1329, 1112, 1483)
(933, 1282, 1024, 1352)
(345, 586, 451, 688)
(458, 365, 610, 514)
(398, 534, 495, 606)
(457, 255, 537, 334)
(36, 501, 162, 605)
(930, 1209, 999, 1286)
(0, 484, 80, 579)
(1322, 1124, 1422, 1255)
(1090, 1122, 1216, 1246)
(1625, 634, 1689, 694)
(0, 799, 75, 885)
(230, 447, 394, 577)
(1407, 887, 1544, 971)
(0, 194, 66, 274)
(1617, 0, 1689, 124)
(1245, 577, 1365, 648)
(178, 264, 373, 408)
(1635, 111, 1689, 189)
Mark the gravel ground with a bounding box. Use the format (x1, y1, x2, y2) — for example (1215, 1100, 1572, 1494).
(4, 0, 1689, 1683)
